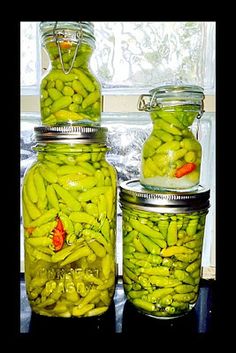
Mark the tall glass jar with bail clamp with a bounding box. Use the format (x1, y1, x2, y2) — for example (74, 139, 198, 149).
(22, 126, 117, 318)
(120, 179, 210, 319)
(40, 22, 101, 126)
(138, 85, 205, 192)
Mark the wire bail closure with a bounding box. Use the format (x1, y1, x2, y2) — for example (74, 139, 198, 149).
(137, 94, 152, 111)
(53, 21, 83, 75)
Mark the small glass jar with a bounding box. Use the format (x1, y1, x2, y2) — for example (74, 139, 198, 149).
(40, 21, 101, 126)
(120, 179, 210, 319)
(138, 85, 205, 192)
(22, 126, 117, 318)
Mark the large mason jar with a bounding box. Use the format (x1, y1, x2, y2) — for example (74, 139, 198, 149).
(22, 126, 117, 318)
(138, 85, 205, 192)
(40, 22, 101, 126)
(120, 179, 210, 319)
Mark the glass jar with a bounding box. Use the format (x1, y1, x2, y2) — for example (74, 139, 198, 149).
(138, 85, 205, 191)
(120, 179, 210, 319)
(22, 126, 117, 318)
(40, 21, 101, 126)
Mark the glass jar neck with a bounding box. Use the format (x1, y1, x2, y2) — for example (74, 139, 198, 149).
(138, 85, 204, 127)
(150, 104, 202, 127)
(41, 22, 95, 73)
(45, 41, 93, 71)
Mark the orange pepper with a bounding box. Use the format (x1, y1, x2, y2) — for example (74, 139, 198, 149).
(175, 163, 196, 178)
(25, 227, 35, 235)
(59, 41, 72, 49)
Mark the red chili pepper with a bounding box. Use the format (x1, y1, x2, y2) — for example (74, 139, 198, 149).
(55, 217, 64, 232)
(175, 163, 196, 178)
(52, 218, 66, 251)
(52, 230, 65, 251)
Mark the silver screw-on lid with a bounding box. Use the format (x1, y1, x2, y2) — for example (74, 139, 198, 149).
(119, 179, 210, 213)
(34, 126, 107, 144)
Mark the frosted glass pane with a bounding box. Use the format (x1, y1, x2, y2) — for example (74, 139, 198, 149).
(20, 22, 39, 88)
(21, 22, 215, 94)
(91, 22, 215, 93)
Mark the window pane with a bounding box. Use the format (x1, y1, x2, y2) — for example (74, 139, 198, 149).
(23, 22, 215, 94)
(20, 22, 40, 90)
(91, 22, 215, 93)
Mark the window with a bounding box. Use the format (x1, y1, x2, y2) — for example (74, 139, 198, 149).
(20, 21, 216, 277)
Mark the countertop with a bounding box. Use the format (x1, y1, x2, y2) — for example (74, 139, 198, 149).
(20, 275, 216, 337)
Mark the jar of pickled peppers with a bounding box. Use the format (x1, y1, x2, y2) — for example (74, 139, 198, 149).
(138, 85, 205, 192)
(120, 179, 210, 319)
(40, 21, 101, 126)
(22, 126, 117, 318)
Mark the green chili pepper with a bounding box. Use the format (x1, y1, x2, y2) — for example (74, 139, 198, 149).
(186, 259, 201, 273)
(87, 239, 106, 257)
(23, 190, 41, 220)
(185, 239, 203, 249)
(161, 246, 193, 257)
(158, 220, 169, 238)
(186, 219, 199, 236)
(167, 220, 178, 246)
(53, 184, 81, 211)
(26, 237, 52, 247)
(47, 70, 78, 82)
(138, 233, 161, 255)
(133, 298, 155, 312)
(26, 168, 38, 203)
(174, 269, 195, 285)
(48, 87, 63, 101)
(85, 306, 108, 317)
(175, 284, 195, 293)
(82, 90, 100, 109)
(139, 266, 170, 276)
(133, 236, 148, 253)
(149, 276, 181, 287)
(59, 245, 91, 267)
(154, 119, 182, 135)
(72, 80, 88, 97)
(28, 208, 58, 228)
(174, 251, 200, 263)
(46, 184, 59, 209)
(39, 164, 58, 183)
(72, 68, 95, 92)
(101, 218, 110, 241)
(156, 140, 180, 154)
(153, 129, 174, 142)
(129, 219, 164, 240)
(102, 254, 112, 279)
(172, 292, 196, 302)
(78, 186, 109, 202)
